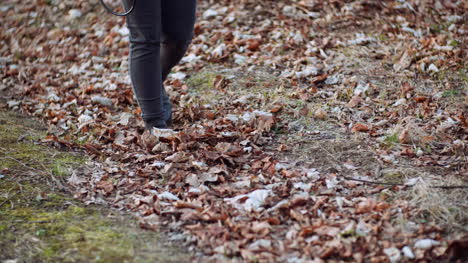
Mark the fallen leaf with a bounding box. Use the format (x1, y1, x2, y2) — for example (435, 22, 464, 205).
(351, 123, 370, 133)
(314, 108, 328, 119)
(355, 198, 376, 214)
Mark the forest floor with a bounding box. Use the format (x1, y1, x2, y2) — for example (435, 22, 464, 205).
(0, 109, 191, 262)
(1, 0, 467, 262)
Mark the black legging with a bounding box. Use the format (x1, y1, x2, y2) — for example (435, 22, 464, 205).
(123, 0, 197, 129)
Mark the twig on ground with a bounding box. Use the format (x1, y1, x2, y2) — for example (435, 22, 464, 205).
(342, 176, 468, 189)
(428, 185, 468, 189)
(343, 176, 402, 186)
(0, 157, 39, 171)
(14, 220, 57, 224)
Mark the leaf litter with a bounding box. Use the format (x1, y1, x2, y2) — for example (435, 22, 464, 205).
(1, 0, 467, 262)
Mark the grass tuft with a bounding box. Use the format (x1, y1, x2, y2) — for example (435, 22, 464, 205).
(401, 176, 468, 232)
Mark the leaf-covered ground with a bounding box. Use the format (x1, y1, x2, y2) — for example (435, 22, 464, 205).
(0, 109, 190, 263)
(1, 0, 467, 262)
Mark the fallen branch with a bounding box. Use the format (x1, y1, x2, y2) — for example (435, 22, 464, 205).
(342, 176, 468, 189)
(14, 220, 57, 224)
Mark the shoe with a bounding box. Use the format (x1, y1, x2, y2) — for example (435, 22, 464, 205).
(140, 127, 179, 151)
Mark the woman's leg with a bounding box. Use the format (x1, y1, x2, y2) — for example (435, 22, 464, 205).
(123, 0, 167, 129)
(160, 0, 197, 125)
(161, 0, 197, 80)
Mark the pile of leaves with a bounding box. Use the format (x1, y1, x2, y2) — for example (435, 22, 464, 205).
(1, 0, 466, 262)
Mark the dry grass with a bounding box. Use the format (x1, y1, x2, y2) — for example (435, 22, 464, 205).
(401, 175, 468, 233)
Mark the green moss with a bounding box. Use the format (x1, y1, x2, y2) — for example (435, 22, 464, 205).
(1, 204, 135, 262)
(384, 133, 399, 145)
(435, 69, 448, 81)
(442, 89, 459, 97)
(458, 69, 467, 81)
(1, 169, 187, 263)
(382, 171, 404, 184)
(449, 39, 459, 47)
(51, 154, 85, 177)
(0, 109, 190, 262)
(429, 23, 449, 34)
(0, 115, 49, 170)
(377, 33, 389, 42)
(0, 111, 85, 177)
(186, 71, 218, 89)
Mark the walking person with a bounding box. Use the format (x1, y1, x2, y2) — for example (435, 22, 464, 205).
(121, 0, 197, 134)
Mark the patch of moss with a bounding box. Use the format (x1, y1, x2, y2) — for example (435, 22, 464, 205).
(442, 89, 459, 97)
(377, 33, 389, 42)
(383, 133, 399, 146)
(429, 23, 449, 34)
(0, 111, 85, 176)
(0, 113, 48, 170)
(448, 39, 459, 47)
(1, 197, 172, 262)
(458, 69, 467, 81)
(51, 154, 86, 177)
(435, 69, 448, 81)
(382, 171, 404, 184)
(0, 109, 190, 262)
(186, 71, 218, 89)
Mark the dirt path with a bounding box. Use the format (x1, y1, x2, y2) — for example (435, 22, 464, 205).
(0, 109, 191, 263)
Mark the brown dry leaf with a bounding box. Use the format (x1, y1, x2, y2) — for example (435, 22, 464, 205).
(375, 202, 390, 212)
(314, 108, 328, 120)
(139, 214, 160, 231)
(215, 142, 236, 154)
(96, 180, 114, 194)
(394, 50, 414, 72)
(265, 217, 281, 225)
(355, 198, 377, 214)
(414, 96, 428, 103)
(401, 82, 414, 96)
(347, 95, 363, 108)
(240, 249, 255, 260)
(289, 195, 309, 207)
(299, 226, 315, 237)
(351, 123, 370, 133)
(399, 128, 410, 144)
(290, 209, 306, 222)
(246, 39, 262, 51)
(256, 112, 275, 132)
(152, 142, 171, 153)
(400, 147, 415, 157)
(311, 74, 328, 83)
(174, 201, 203, 211)
(270, 104, 283, 113)
(315, 226, 341, 237)
(251, 221, 271, 236)
(213, 75, 228, 90)
(165, 152, 188, 163)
